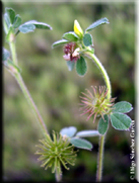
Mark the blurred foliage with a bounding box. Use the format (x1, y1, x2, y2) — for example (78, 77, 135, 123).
(3, 1, 135, 182)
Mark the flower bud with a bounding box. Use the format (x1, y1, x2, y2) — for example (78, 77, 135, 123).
(74, 20, 83, 38)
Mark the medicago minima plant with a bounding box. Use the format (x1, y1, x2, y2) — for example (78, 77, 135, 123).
(3, 7, 133, 182)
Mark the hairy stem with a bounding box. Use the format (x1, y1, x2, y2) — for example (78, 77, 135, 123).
(84, 52, 111, 99)
(9, 40, 48, 136)
(55, 171, 62, 182)
(96, 135, 105, 181)
(14, 72, 48, 135)
(84, 52, 112, 182)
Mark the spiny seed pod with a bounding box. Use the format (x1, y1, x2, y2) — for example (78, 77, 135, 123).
(35, 131, 77, 176)
(79, 86, 116, 123)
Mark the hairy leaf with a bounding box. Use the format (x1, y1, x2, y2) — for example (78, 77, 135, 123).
(60, 126, 77, 138)
(112, 101, 133, 113)
(98, 115, 109, 135)
(86, 17, 109, 32)
(110, 112, 132, 130)
(76, 56, 87, 76)
(70, 137, 93, 150)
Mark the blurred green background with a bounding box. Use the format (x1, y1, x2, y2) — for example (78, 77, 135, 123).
(3, 1, 135, 182)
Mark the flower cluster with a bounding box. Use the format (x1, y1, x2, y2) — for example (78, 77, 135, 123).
(79, 86, 116, 123)
(35, 131, 77, 175)
(63, 42, 80, 62)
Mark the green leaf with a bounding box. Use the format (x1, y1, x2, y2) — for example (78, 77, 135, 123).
(98, 115, 109, 135)
(76, 56, 87, 76)
(5, 8, 15, 24)
(76, 130, 99, 138)
(66, 60, 75, 71)
(112, 101, 133, 113)
(70, 137, 93, 150)
(52, 39, 69, 48)
(19, 20, 52, 34)
(3, 48, 10, 62)
(62, 31, 79, 42)
(86, 17, 109, 32)
(24, 20, 52, 30)
(13, 14, 22, 28)
(60, 126, 77, 138)
(110, 112, 132, 130)
(4, 13, 11, 33)
(19, 23, 36, 33)
(83, 33, 93, 46)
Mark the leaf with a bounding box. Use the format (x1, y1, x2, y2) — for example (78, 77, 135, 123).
(62, 31, 79, 42)
(66, 60, 75, 71)
(70, 137, 93, 150)
(112, 101, 133, 113)
(86, 17, 109, 32)
(24, 20, 52, 30)
(3, 48, 10, 62)
(19, 23, 36, 33)
(110, 112, 132, 130)
(13, 14, 22, 28)
(76, 56, 87, 76)
(83, 33, 93, 46)
(98, 115, 109, 135)
(52, 39, 69, 48)
(60, 126, 77, 138)
(76, 130, 99, 138)
(4, 13, 11, 33)
(18, 20, 52, 34)
(5, 8, 15, 24)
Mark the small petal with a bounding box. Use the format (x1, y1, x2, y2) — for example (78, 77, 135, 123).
(72, 48, 80, 57)
(63, 54, 70, 61)
(74, 20, 83, 38)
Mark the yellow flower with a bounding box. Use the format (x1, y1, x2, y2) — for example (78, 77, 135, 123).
(74, 20, 83, 38)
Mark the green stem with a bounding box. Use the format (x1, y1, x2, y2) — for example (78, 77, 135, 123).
(96, 135, 105, 182)
(84, 52, 111, 99)
(84, 52, 112, 182)
(55, 171, 62, 182)
(9, 40, 18, 65)
(9, 40, 48, 136)
(14, 72, 48, 135)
